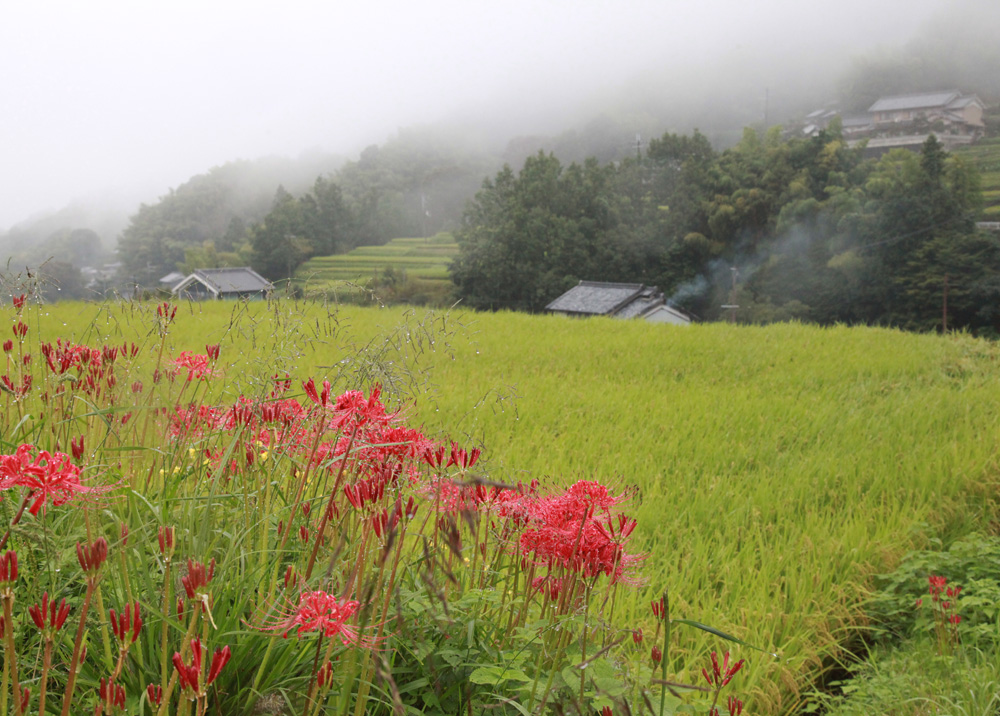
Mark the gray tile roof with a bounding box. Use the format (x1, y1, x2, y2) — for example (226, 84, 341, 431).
(546, 281, 663, 316)
(868, 91, 960, 113)
(615, 295, 663, 319)
(194, 268, 272, 293)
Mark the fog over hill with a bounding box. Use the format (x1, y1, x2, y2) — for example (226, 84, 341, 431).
(2, 0, 995, 239)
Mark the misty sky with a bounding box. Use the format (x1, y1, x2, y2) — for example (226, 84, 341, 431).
(0, 0, 966, 230)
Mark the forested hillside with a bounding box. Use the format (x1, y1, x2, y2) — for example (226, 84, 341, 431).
(452, 128, 1000, 334)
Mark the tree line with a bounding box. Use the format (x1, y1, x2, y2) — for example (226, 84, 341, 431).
(451, 126, 1000, 334)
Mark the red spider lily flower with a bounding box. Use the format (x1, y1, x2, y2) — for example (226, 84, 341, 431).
(181, 558, 216, 600)
(302, 378, 330, 407)
(0, 444, 110, 516)
(423, 444, 447, 470)
(2, 340, 11, 353)
(0, 550, 17, 585)
(702, 651, 745, 689)
(651, 597, 665, 620)
(331, 385, 395, 429)
(261, 591, 380, 647)
(99, 678, 125, 712)
(173, 639, 230, 693)
(158, 526, 175, 558)
(950, 614, 962, 625)
(601, 707, 613, 716)
(76, 537, 109, 576)
(205, 344, 221, 361)
(632, 628, 643, 645)
(171, 351, 216, 381)
(70, 437, 85, 461)
(28, 592, 70, 635)
(727, 695, 744, 716)
(110, 602, 142, 644)
(146, 684, 163, 707)
(173, 641, 201, 692)
(928, 574, 947, 601)
(447, 442, 481, 470)
(12, 321, 28, 338)
(12, 294, 26, 311)
(16, 686, 29, 714)
(651, 645, 662, 667)
(207, 645, 232, 686)
(317, 661, 334, 689)
(1, 373, 32, 399)
(156, 302, 177, 323)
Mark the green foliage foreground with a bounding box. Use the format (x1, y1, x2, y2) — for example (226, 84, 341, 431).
(5, 298, 1000, 715)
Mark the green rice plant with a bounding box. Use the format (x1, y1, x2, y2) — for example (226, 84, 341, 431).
(3, 294, 761, 716)
(11, 299, 1000, 714)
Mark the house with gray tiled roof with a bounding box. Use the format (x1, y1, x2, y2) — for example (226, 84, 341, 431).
(546, 281, 691, 325)
(171, 268, 273, 300)
(868, 90, 985, 134)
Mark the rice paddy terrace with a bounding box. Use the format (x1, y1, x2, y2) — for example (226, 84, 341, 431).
(954, 136, 1000, 219)
(292, 233, 458, 301)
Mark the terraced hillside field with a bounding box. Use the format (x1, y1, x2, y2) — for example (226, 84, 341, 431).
(293, 233, 458, 303)
(954, 136, 1000, 218)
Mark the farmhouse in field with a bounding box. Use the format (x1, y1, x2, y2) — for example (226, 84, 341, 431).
(171, 267, 273, 300)
(546, 281, 691, 325)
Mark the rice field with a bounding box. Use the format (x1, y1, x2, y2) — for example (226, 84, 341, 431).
(28, 299, 1000, 715)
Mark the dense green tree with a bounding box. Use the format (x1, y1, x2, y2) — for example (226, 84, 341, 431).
(451, 153, 621, 311)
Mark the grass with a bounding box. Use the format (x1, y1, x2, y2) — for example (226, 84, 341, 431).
(26, 300, 1000, 715)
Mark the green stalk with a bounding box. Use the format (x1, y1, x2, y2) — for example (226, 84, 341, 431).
(2, 594, 22, 716)
(60, 579, 98, 716)
(37, 638, 53, 716)
(160, 558, 173, 693)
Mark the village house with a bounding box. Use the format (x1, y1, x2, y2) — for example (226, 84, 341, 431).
(868, 90, 985, 135)
(794, 90, 986, 154)
(546, 281, 692, 325)
(171, 267, 273, 300)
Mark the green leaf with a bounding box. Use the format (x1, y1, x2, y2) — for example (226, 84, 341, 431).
(469, 666, 531, 685)
(671, 619, 777, 656)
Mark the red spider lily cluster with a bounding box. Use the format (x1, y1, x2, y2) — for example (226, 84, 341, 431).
(28, 593, 70, 636)
(703, 651, 746, 689)
(0, 444, 109, 516)
(0, 302, 690, 716)
(919, 573, 963, 651)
